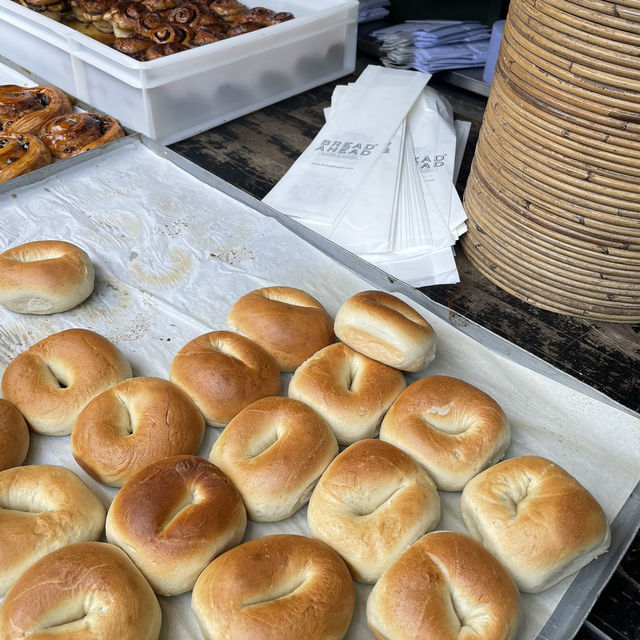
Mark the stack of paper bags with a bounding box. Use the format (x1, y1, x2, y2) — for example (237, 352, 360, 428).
(358, 0, 390, 23)
(372, 20, 491, 73)
(262, 65, 470, 286)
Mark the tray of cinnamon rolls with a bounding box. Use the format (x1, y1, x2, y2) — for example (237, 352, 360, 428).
(0, 61, 131, 183)
(0, 135, 638, 640)
(0, 0, 358, 143)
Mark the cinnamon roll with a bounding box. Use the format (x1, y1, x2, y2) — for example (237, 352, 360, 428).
(134, 11, 168, 36)
(167, 3, 203, 27)
(17, 0, 69, 21)
(149, 23, 192, 44)
(208, 0, 247, 23)
(70, 0, 113, 31)
(114, 35, 154, 58)
(40, 113, 124, 158)
(192, 23, 227, 45)
(144, 42, 190, 59)
(103, 1, 149, 37)
(226, 21, 263, 36)
(142, 0, 177, 12)
(0, 134, 51, 184)
(0, 85, 72, 136)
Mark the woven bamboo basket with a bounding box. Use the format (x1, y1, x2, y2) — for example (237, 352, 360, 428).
(462, 0, 640, 322)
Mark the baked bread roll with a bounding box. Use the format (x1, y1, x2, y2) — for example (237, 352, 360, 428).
(40, 112, 125, 159)
(1, 328, 132, 436)
(170, 330, 280, 427)
(0, 240, 94, 314)
(0, 84, 72, 135)
(192, 534, 354, 640)
(460, 456, 611, 593)
(0, 542, 162, 640)
(0, 465, 106, 596)
(209, 396, 338, 521)
(288, 342, 406, 445)
(308, 439, 441, 583)
(71, 376, 205, 487)
(0, 132, 51, 183)
(106, 455, 246, 595)
(334, 290, 437, 372)
(379, 375, 510, 490)
(0, 399, 29, 471)
(227, 286, 334, 372)
(367, 531, 521, 640)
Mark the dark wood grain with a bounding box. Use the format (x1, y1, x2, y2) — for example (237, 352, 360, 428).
(170, 54, 640, 640)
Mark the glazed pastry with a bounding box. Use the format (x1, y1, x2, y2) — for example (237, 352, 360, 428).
(0, 85, 72, 136)
(0, 134, 51, 184)
(40, 112, 124, 158)
(144, 42, 190, 59)
(142, 0, 177, 12)
(167, 4, 203, 27)
(70, 0, 114, 31)
(226, 21, 263, 36)
(16, 0, 69, 21)
(208, 0, 247, 23)
(192, 23, 227, 45)
(103, 1, 149, 37)
(149, 23, 192, 44)
(114, 34, 154, 58)
(134, 11, 168, 36)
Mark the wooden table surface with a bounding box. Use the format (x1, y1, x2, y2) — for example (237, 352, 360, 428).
(170, 55, 640, 640)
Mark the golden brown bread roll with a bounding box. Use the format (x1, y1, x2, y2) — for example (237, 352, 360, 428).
(0, 399, 29, 471)
(288, 342, 406, 445)
(0, 132, 51, 183)
(170, 330, 281, 427)
(209, 396, 338, 521)
(0, 84, 72, 135)
(1, 328, 132, 436)
(460, 456, 611, 593)
(367, 531, 521, 640)
(379, 375, 510, 490)
(0, 240, 94, 314)
(227, 286, 334, 372)
(0, 465, 106, 596)
(40, 112, 125, 159)
(103, 0, 149, 37)
(0, 542, 162, 640)
(334, 290, 437, 372)
(106, 455, 246, 595)
(308, 439, 441, 584)
(71, 376, 205, 487)
(192, 534, 354, 640)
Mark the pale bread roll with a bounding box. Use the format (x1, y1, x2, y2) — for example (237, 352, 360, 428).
(0, 398, 29, 471)
(169, 330, 280, 427)
(1, 328, 132, 436)
(367, 531, 521, 640)
(380, 375, 510, 490)
(192, 534, 354, 640)
(307, 439, 441, 583)
(288, 342, 406, 445)
(71, 376, 205, 487)
(227, 286, 334, 371)
(210, 396, 338, 521)
(106, 455, 247, 595)
(0, 240, 94, 314)
(334, 290, 436, 372)
(460, 456, 611, 593)
(0, 464, 106, 596)
(0, 542, 162, 640)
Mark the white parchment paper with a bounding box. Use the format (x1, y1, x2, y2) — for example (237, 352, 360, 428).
(0, 139, 638, 640)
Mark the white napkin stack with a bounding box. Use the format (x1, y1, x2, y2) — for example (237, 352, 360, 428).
(262, 65, 470, 287)
(372, 20, 491, 73)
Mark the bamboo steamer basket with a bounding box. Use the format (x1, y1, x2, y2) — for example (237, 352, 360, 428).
(463, 0, 640, 324)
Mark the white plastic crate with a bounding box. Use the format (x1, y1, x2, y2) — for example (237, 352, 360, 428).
(0, 0, 358, 143)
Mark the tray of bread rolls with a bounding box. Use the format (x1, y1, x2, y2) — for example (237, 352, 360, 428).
(0, 132, 638, 640)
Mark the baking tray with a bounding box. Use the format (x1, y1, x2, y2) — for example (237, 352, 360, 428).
(0, 134, 637, 640)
